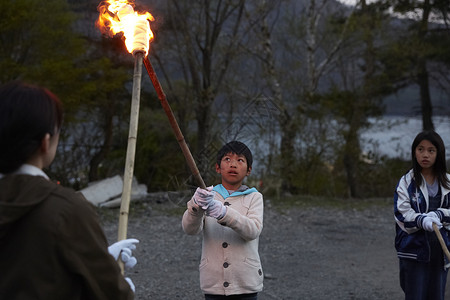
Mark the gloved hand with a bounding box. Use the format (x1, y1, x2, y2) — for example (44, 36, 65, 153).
(120, 247, 137, 270)
(108, 238, 139, 270)
(193, 186, 215, 210)
(205, 200, 227, 219)
(422, 216, 442, 232)
(427, 211, 441, 222)
(426, 211, 443, 230)
(125, 277, 135, 293)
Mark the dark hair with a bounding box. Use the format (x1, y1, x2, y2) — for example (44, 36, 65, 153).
(411, 130, 450, 189)
(216, 141, 253, 171)
(0, 81, 63, 173)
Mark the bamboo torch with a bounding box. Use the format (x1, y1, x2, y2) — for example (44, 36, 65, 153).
(96, 0, 155, 270)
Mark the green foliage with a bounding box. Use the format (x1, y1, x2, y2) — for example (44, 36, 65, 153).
(66, 56, 130, 113)
(100, 93, 191, 193)
(358, 157, 411, 197)
(281, 152, 410, 198)
(427, 32, 450, 63)
(292, 159, 341, 196)
(331, 151, 411, 198)
(0, 0, 84, 89)
(134, 105, 189, 192)
(47, 53, 133, 188)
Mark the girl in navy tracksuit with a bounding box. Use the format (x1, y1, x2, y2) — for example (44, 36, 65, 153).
(394, 130, 450, 300)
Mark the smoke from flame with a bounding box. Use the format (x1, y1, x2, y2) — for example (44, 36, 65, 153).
(96, 0, 154, 55)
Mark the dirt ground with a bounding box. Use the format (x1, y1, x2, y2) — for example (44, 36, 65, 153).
(98, 195, 416, 300)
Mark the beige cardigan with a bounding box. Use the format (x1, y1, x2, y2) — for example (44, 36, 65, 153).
(182, 188, 264, 296)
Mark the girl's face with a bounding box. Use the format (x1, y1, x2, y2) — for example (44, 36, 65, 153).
(415, 139, 437, 171)
(216, 152, 251, 190)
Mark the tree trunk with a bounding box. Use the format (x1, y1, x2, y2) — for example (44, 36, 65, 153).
(258, 0, 297, 193)
(342, 0, 376, 198)
(417, 0, 434, 131)
(417, 61, 434, 131)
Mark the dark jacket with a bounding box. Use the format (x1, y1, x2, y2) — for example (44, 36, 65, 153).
(394, 169, 450, 262)
(0, 174, 133, 300)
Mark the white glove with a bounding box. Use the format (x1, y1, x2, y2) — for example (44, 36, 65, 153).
(426, 211, 443, 229)
(427, 211, 441, 221)
(422, 216, 442, 232)
(125, 277, 135, 293)
(205, 200, 227, 219)
(120, 247, 137, 269)
(108, 238, 139, 270)
(193, 186, 215, 209)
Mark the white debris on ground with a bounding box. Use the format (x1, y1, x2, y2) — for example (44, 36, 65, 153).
(79, 175, 148, 208)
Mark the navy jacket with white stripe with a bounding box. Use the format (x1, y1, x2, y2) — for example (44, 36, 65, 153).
(394, 169, 450, 262)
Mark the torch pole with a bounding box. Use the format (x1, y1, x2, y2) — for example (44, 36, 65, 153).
(143, 56, 206, 190)
(118, 51, 145, 248)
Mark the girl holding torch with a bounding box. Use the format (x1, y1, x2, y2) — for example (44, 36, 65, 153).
(0, 81, 138, 299)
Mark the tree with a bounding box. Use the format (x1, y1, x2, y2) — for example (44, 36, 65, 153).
(333, 0, 391, 198)
(154, 0, 262, 180)
(274, 0, 359, 194)
(0, 0, 90, 105)
(390, 0, 450, 130)
(249, 0, 300, 192)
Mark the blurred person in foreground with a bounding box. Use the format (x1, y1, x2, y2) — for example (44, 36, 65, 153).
(0, 81, 139, 300)
(182, 141, 264, 299)
(394, 130, 450, 300)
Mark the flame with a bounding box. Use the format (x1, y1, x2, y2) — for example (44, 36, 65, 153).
(96, 0, 154, 55)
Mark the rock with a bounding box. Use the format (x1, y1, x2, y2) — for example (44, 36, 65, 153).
(79, 175, 148, 207)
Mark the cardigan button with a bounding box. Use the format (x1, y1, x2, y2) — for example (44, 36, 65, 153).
(223, 282, 229, 287)
(222, 242, 228, 248)
(224, 201, 230, 206)
(223, 262, 229, 268)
